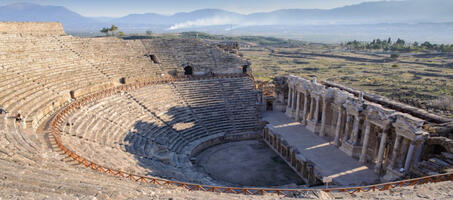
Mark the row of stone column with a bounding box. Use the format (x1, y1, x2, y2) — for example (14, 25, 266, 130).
(264, 128, 318, 185)
(333, 109, 422, 174)
(286, 86, 322, 128)
(284, 77, 427, 178)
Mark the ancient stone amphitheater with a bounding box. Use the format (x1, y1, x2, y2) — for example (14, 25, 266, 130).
(0, 22, 452, 199)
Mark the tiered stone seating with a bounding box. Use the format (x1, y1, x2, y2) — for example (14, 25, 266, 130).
(130, 85, 211, 151)
(141, 39, 187, 72)
(0, 27, 259, 190)
(173, 77, 259, 135)
(219, 77, 259, 133)
(0, 34, 171, 128)
(61, 36, 163, 79)
(142, 38, 248, 74)
(61, 96, 164, 174)
(0, 113, 42, 165)
(173, 79, 234, 135)
(0, 34, 110, 126)
(57, 77, 259, 183)
(58, 86, 205, 181)
(0, 34, 109, 92)
(0, 140, 171, 199)
(1, 106, 175, 194)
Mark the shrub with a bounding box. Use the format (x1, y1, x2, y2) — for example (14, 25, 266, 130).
(430, 96, 453, 111)
(390, 54, 400, 59)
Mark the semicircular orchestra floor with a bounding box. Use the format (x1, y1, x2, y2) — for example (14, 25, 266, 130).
(194, 140, 304, 187)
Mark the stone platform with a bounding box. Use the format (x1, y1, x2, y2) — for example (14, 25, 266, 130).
(263, 111, 379, 186)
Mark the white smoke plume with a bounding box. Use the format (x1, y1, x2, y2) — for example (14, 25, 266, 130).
(168, 16, 238, 30)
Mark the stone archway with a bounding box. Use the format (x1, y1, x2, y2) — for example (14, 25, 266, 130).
(149, 54, 159, 64)
(266, 101, 273, 111)
(242, 65, 249, 74)
(184, 66, 193, 75)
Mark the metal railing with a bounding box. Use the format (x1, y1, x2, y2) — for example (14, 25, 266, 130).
(49, 74, 453, 197)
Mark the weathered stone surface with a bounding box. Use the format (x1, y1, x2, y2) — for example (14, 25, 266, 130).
(0, 22, 65, 35)
(0, 22, 451, 198)
(142, 38, 249, 75)
(274, 75, 451, 179)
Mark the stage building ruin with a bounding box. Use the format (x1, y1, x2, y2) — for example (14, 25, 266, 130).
(262, 75, 452, 185)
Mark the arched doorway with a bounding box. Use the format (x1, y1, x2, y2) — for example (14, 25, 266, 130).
(266, 101, 273, 111)
(242, 65, 248, 74)
(119, 77, 126, 84)
(184, 66, 193, 75)
(69, 91, 75, 99)
(149, 54, 159, 64)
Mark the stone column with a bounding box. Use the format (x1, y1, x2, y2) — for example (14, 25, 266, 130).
(313, 97, 320, 123)
(413, 140, 425, 167)
(295, 92, 301, 121)
(302, 94, 309, 125)
(359, 121, 371, 163)
(375, 130, 388, 173)
(398, 138, 410, 168)
(333, 107, 343, 146)
(319, 99, 328, 137)
(343, 115, 351, 142)
(287, 87, 292, 109)
(309, 97, 315, 121)
(388, 134, 402, 169)
(404, 140, 417, 170)
(291, 88, 296, 111)
(351, 115, 360, 144)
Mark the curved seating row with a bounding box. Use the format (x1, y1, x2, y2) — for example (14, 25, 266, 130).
(0, 34, 164, 128)
(141, 38, 247, 74)
(58, 77, 258, 183)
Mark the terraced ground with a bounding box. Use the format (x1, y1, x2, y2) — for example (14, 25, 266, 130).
(242, 45, 453, 117)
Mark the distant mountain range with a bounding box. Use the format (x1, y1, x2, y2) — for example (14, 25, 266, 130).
(1, 1, 453, 43)
(0, 3, 95, 25)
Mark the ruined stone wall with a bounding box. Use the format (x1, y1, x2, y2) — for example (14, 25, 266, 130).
(0, 22, 65, 36)
(322, 81, 451, 124)
(278, 75, 452, 180)
(141, 38, 250, 75)
(216, 42, 240, 55)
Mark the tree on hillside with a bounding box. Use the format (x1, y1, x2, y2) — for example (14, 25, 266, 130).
(421, 41, 433, 49)
(146, 30, 153, 35)
(395, 38, 405, 46)
(100, 25, 120, 36)
(110, 25, 118, 36)
(343, 38, 453, 53)
(100, 27, 109, 36)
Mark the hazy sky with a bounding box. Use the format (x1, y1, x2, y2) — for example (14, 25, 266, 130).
(0, 0, 393, 17)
